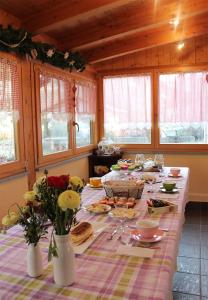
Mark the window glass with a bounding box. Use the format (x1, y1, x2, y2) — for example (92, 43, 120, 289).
(0, 58, 21, 163)
(75, 81, 96, 148)
(159, 72, 208, 144)
(39, 73, 72, 155)
(103, 75, 152, 144)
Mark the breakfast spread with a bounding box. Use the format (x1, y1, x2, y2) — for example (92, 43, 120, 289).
(70, 222, 93, 245)
(110, 207, 137, 219)
(85, 203, 111, 213)
(99, 196, 136, 208)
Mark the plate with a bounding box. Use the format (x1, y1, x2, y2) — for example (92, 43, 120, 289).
(131, 228, 164, 243)
(71, 222, 108, 254)
(108, 208, 138, 219)
(168, 173, 182, 178)
(87, 183, 103, 189)
(160, 188, 178, 194)
(84, 203, 111, 214)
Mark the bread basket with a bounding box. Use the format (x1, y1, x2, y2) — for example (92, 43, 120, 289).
(103, 180, 144, 199)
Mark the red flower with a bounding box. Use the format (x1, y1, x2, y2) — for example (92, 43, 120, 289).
(47, 175, 69, 190)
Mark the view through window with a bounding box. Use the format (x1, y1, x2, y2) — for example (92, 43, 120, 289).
(103, 75, 152, 144)
(0, 58, 21, 163)
(159, 72, 208, 144)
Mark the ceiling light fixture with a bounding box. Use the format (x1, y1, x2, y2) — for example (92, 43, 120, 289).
(169, 18, 179, 27)
(177, 42, 185, 50)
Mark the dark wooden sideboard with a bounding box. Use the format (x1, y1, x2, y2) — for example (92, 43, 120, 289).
(88, 154, 122, 177)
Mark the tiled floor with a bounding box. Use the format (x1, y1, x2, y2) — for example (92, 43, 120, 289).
(173, 202, 208, 299)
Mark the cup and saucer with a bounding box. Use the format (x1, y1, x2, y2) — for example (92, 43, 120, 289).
(168, 168, 182, 178)
(131, 220, 164, 243)
(160, 181, 178, 194)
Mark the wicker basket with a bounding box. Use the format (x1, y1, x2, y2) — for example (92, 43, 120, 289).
(103, 180, 144, 199)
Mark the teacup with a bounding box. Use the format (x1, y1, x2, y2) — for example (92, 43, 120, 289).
(163, 181, 176, 191)
(170, 168, 180, 177)
(136, 220, 159, 238)
(89, 177, 102, 187)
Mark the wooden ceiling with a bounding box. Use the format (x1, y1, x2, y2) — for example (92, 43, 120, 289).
(0, 0, 208, 65)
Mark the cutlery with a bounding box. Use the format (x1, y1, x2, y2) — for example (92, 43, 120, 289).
(107, 227, 119, 240)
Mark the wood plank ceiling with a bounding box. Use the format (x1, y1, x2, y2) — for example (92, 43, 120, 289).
(0, 0, 208, 65)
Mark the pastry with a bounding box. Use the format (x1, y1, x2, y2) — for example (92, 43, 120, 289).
(71, 222, 93, 245)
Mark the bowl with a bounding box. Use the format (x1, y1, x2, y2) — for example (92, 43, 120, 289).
(170, 168, 181, 177)
(136, 220, 159, 238)
(163, 181, 176, 191)
(89, 177, 102, 187)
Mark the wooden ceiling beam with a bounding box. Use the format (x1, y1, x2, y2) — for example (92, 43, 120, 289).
(81, 12, 208, 63)
(59, 0, 208, 51)
(23, 0, 133, 34)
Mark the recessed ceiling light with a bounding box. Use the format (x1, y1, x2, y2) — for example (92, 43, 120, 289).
(169, 18, 179, 27)
(177, 42, 185, 50)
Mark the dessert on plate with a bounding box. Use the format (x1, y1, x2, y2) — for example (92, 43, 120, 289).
(70, 222, 93, 245)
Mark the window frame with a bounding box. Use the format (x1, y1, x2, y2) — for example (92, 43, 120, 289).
(34, 64, 74, 167)
(100, 70, 155, 151)
(100, 65, 208, 153)
(155, 66, 208, 152)
(73, 77, 97, 155)
(0, 52, 25, 179)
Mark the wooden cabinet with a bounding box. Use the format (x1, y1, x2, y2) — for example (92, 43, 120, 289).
(88, 154, 122, 177)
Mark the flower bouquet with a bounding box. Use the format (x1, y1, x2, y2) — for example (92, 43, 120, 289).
(33, 170, 84, 286)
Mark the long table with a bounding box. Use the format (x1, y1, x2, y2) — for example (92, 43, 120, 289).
(0, 167, 189, 300)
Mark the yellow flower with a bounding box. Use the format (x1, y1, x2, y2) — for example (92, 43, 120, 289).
(70, 176, 83, 188)
(2, 212, 19, 226)
(58, 190, 80, 211)
(23, 191, 36, 201)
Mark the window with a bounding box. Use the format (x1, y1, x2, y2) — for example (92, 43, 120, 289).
(103, 75, 152, 145)
(35, 66, 73, 165)
(0, 55, 25, 177)
(75, 80, 96, 148)
(159, 71, 208, 145)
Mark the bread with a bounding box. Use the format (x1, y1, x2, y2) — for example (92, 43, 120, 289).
(70, 222, 93, 245)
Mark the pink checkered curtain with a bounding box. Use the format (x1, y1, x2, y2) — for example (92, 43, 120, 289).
(40, 71, 73, 119)
(75, 80, 97, 119)
(159, 72, 208, 123)
(103, 75, 151, 123)
(0, 57, 21, 119)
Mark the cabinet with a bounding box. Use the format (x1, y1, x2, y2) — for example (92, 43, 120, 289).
(88, 154, 122, 177)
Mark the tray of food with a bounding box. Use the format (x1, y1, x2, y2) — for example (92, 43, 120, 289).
(147, 198, 178, 214)
(83, 203, 111, 214)
(109, 207, 138, 219)
(99, 196, 136, 208)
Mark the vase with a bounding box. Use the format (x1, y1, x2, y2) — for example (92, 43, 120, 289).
(52, 234, 75, 286)
(27, 242, 43, 277)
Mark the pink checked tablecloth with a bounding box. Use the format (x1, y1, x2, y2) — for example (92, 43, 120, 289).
(0, 167, 189, 300)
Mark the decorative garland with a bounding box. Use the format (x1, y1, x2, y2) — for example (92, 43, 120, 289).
(0, 25, 86, 72)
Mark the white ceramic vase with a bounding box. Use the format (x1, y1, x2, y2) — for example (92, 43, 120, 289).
(52, 234, 75, 286)
(27, 243, 43, 277)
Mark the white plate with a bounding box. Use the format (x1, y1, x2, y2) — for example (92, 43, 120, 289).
(84, 203, 111, 214)
(168, 173, 182, 178)
(160, 188, 178, 194)
(71, 222, 108, 254)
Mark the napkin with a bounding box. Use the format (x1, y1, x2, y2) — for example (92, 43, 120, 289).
(116, 245, 155, 258)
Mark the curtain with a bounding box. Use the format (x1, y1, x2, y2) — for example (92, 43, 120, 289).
(103, 75, 151, 133)
(40, 71, 73, 118)
(75, 80, 96, 118)
(0, 57, 21, 118)
(159, 72, 208, 123)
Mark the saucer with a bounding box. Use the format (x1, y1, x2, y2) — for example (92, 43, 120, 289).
(131, 228, 164, 243)
(160, 188, 178, 194)
(168, 173, 182, 178)
(87, 183, 103, 189)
